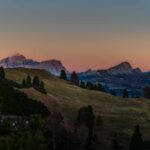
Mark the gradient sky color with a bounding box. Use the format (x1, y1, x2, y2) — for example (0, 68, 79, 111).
(0, 0, 149, 71)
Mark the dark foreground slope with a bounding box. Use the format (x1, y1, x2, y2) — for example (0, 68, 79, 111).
(0, 69, 51, 150)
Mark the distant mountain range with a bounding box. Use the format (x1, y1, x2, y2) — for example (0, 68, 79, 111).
(101, 61, 142, 74)
(79, 62, 150, 97)
(0, 53, 66, 76)
(0, 53, 149, 97)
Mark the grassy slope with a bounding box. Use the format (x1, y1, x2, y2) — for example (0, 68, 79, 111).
(5, 68, 150, 145)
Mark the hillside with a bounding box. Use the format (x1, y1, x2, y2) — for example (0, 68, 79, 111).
(5, 68, 150, 147)
(79, 62, 150, 98)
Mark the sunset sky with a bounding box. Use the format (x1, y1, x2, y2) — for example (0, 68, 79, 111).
(0, 0, 149, 71)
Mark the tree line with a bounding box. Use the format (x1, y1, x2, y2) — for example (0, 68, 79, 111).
(21, 75, 47, 94)
(60, 70, 131, 98)
(60, 69, 150, 99)
(0, 67, 49, 116)
(0, 67, 47, 94)
(60, 70, 105, 92)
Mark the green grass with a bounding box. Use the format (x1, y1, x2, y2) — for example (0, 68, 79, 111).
(5, 68, 150, 145)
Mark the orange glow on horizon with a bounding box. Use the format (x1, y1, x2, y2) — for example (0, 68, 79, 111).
(0, 35, 149, 72)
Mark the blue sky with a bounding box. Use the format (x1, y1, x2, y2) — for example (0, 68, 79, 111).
(0, 0, 149, 33)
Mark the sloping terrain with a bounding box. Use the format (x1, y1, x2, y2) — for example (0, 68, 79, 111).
(5, 68, 150, 146)
(79, 62, 150, 97)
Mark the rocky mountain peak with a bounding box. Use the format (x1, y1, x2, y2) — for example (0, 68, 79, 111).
(110, 61, 132, 70)
(0, 54, 66, 76)
(107, 61, 133, 74)
(10, 53, 26, 60)
(109, 62, 142, 74)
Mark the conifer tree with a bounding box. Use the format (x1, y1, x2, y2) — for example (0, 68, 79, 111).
(40, 81, 45, 90)
(0, 67, 5, 79)
(85, 105, 95, 135)
(77, 105, 95, 136)
(71, 71, 79, 85)
(60, 70, 67, 80)
(123, 89, 129, 98)
(80, 81, 86, 88)
(129, 125, 143, 150)
(33, 76, 40, 88)
(26, 75, 32, 87)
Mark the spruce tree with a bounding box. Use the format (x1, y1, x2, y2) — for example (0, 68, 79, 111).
(85, 105, 95, 135)
(33, 76, 40, 88)
(71, 72, 79, 85)
(60, 70, 67, 80)
(40, 81, 45, 90)
(39, 81, 47, 94)
(123, 89, 129, 98)
(129, 125, 143, 150)
(80, 81, 86, 88)
(0, 67, 5, 79)
(77, 106, 95, 136)
(26, 75, 32, 87)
